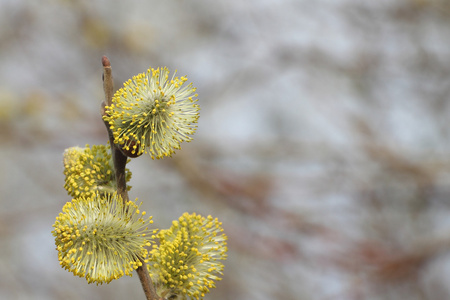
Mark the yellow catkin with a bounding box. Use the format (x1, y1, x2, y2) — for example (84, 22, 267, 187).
(148, 213, 227, 299)
(63, 144, 132, 198)
(103, 67, 200, 159)
(52, 193, 156, 285)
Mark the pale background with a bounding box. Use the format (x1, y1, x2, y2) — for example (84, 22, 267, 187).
(1, 0, 450, 299)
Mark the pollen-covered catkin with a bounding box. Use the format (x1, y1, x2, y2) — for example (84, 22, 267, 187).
(103, 67, 200, 159)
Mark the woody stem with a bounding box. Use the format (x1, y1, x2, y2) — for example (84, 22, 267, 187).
(101, 56, 161, 300)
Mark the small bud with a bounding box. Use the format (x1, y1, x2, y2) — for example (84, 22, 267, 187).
(102, 55, 111, 67)
(118, 139, 142, 158)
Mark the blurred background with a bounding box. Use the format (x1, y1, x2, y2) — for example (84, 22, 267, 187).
(1, 0, 450, 299)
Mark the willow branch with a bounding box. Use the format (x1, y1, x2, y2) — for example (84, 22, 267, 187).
(101, 56, 161, 300)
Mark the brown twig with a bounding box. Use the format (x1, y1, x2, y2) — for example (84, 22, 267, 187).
(101, 56, 161, 300)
